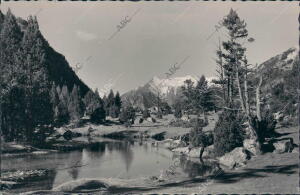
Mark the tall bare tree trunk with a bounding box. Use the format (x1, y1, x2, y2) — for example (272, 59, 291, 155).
(244, 73, 250, 116)
(235, 66, 246, 113)
(227, 77, 230, 105)
(256, 76, 263, 122)
(218, 38, 226, 102)
(235, 61, 261, 155)
(228, 75, 233, 105)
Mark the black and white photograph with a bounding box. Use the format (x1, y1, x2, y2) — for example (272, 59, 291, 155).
(0, 1, 299, 194)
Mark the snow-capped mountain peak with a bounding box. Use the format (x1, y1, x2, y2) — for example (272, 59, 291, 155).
(148, 75, 217, 96)
(148, 75, 198, 95)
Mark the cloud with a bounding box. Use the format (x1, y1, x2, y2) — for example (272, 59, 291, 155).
(76, 30, 97, 41)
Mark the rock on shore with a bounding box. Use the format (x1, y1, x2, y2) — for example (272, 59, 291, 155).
(218, 147, 250, 169)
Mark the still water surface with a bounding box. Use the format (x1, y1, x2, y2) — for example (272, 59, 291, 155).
(2, 138, 219, 192)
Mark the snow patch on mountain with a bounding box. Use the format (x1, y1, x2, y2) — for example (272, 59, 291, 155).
(148, 75, 216, 96)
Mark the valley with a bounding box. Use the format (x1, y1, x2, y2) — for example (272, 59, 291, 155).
(0, 4, 298, 194)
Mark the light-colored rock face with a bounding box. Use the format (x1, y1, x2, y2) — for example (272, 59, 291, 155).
(218, 147, 249, 169)
(273, 112, 284, 121)
(172, 146, 190, 155)
(243, 139, 260, 156)
(146, 117, 156, 123)
(155, 139, 187, 150)
(273, 139, 294, 154)
(56, 127, 67, 135)
(168, 140, 187, 150)
(181, 115, 190, 121)
(172, 145, 214, 158)
(188, 147, 201, 158)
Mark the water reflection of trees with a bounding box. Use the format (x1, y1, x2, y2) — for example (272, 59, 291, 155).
(85, 141, 134, 172)
(119, 141, 134, 172)
(86, 142, 106, 159)
(65, 150, 84, 180)
(177, 156, 221, 178)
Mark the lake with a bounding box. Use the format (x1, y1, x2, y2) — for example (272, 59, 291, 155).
(1, 138, 220, 193)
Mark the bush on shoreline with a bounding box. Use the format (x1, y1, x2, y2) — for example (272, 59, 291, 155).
(213, 110, 245, 157)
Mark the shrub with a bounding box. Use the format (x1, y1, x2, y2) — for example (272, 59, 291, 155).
(169, 118, 207, 128)
(139, 118, 144, 124)
(161, 102, 172, 115)
(206, 131, 214, 146)
(189, 125, 213, 148)
(156, 110, 163, 119)
(109, 104, 120, 118)
(213, 110, 245, 156)
(142, 109, 150, 119)
(252, 110, 277, 142)
(119, 106, 136, 127)
(189, 118, 207, 128)
(32, 125, 54, 147)
(174, 104, 182, 118)
(90, 107, 106, 124)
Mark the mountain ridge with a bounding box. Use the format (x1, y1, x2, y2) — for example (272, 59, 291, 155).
(122, 47, 299, 111)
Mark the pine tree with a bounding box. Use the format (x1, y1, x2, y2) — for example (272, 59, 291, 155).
(194, 75, 214, 119)
(90, 106, 106, 124)
(102, 95, 108, 114)
(21, 15, 53, 140)
(119, 106, 136, 127)
(106, 89, 115, 116)
(213, 9, 271, 155)
(181, 79, 195, 115)
(110, 91, 121, 118)
(0, 10, 5, 31)
(114, 91, 122, 109)
(68, 85, 84, 121)
(221, 9, 247, 108)
(83, 90, 103, 116)
(60, 85, 70, 106)
(109, 104, 120, 118)
(50, 82, 59, 122)
(94, 88, 100, 99)
(0, 10, 26, 141)
(57, 84, 70, 123)
(174, 103, 182, 119)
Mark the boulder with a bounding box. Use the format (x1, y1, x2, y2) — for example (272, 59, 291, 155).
(181, 115, 190, 121)
(218, 147, 250, 169)
(54, 179, 109, 192)
(187, 147, 202, 158)
(273, 139, 294, 154)
(243, 139, 261, 156)
(172, 147, 190, 155)
(157, 139, 187, 150)
(63, 130, 82, 140)
(203, 145, 215, 158)
(146, 117, 156, 123)
(139, 118, 144, 124)
(56, 127, 67, 135)
(45, 136, 57, 143)
(169, 139, 187, 150)
(172, 145, 215, 158)
(154, 139, 172, 148)
(273, 112, 284, 121)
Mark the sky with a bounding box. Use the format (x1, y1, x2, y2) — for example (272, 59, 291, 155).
(1, 1, 298, 95)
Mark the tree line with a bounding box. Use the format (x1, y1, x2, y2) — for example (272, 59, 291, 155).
(0, 10, 124, 143)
